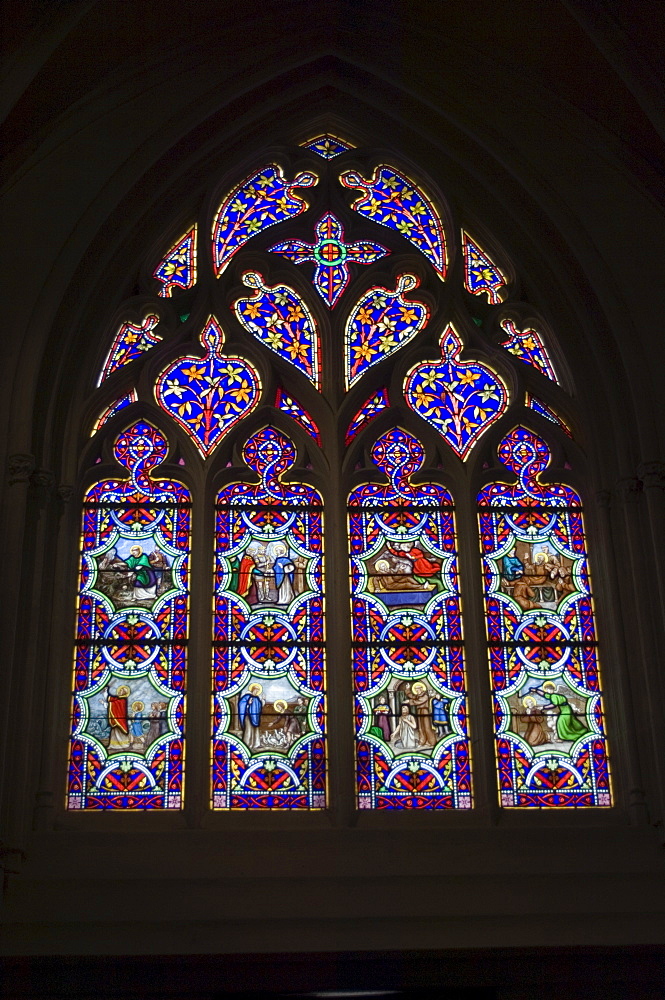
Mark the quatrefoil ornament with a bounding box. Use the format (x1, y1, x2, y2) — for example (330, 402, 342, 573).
(405, 325, 509, 459)
(155, 316, 261, 458)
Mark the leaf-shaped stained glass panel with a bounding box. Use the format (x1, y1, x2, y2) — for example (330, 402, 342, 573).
(153, 227, 197, 297)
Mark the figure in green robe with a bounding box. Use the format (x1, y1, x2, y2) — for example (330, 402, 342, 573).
(126, 545, 157, 597)
(537, 684, 588, 742)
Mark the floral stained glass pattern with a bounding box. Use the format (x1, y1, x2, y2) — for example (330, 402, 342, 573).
(525, 393, 572, 437)
(274, 388, 321, 445)
(405, 324, 509, 459)
(97, 315, 161, 385)
(341, 165, 447, 280)
(153, 227, 197, 297)
(348, 428, 471, 809)
(268, 213, 388, 308)
(345, 388, 390, 446)
(213, 427, 327, 809)
(155, 316, 261, 458)
(478, 426, 611, 807)
(345, 275, 429, 389)
(91, 391, 138, 436)
(462, 232, 508, 304)
(234, 271, 321, 388)
(67, 421, 190, 810)
(301, 134, 354, 158)
(212, 164, 318, 276)
(500, 319, 558, 383)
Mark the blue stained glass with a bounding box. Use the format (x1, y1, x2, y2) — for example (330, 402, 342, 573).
(341, 165, 447, 280)
(274, 388, 321, 445)
(153, 227, 197, 297)
(525, 393, 572, 437)
(478, 426, 611, 808)
(268, 213, 388, 308)
(91, 391, 138, 436)
(154, 315, 262, 458)
(500, 318, 559, 383)
(405, 324, 509, 459)
(212, 164, 318, 276)
(345, 275, 429, 389)
(348, 428, 471, 809)
(67, 421, 191, 810)
(345, 388, 390, 445)
(234, 271, 322, 388)
(301, 134, 354, 158)
(97, 315, 161, 385)
(213, 427, 327, 809)
(462, 231, 507, 304)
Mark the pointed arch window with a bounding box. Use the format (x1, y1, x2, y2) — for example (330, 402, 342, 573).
(68, 134, 611, 812)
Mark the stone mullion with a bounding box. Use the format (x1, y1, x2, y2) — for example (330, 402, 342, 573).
(638, 462, 665, 630)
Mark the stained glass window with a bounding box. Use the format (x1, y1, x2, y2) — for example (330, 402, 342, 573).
(478, 426, 611, 807)
(67, 420, 190, 810)
(91, 391, 138, 436)
(212, 164, 318, 276)
(462, 231, 508, 304)
(525, 392, 572, 437)
(341, 165, 447, 280)
(345, 388, 390, 445)
(268, 213, 388, 308)
(153, 227, 197, 297)
(500, 318, 558, 383)
(212, 427, 327, 809)
(301, 134, 354, 158)
(405, 324, 509, 459)
(348, 428, 471, 809)
(274, 388, 321, 445)
(97, 315, 161, 385)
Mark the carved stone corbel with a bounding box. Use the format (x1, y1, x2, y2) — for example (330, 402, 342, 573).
(7, 453, 36, 485)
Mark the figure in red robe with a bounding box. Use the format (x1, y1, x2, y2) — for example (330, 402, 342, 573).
(389, 544, 443, 592)
(108, 685, 131, 751)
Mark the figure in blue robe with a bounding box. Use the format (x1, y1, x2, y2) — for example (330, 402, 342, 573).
(502, 554, 524, 581)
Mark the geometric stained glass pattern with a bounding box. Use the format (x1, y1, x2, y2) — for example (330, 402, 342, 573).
(90, 391, 138, 436)
(274, 388, 321, 445)
(153, 227, 197, 298)
(97, 314, 161, 385)
(345, 275, 429, 389)
(154, 315, 261, 459)
(340, 165, 447, 280)
(212, 164, 318, 277)
(301, 134, 354, 158)
(268, 213, 388, 308)
(233, 272, 321, 389)
(67, 420, 190, 809)
(461, 231, 508, 304)
(500, 318, 559, 383)
(478, 426, 611, 807)
(525, 392, 572, 437)
(405, 324, 509, 460)
(348, 428, 471, 809)
(212, 427, 327, 809)
(345, 388, 390, 446)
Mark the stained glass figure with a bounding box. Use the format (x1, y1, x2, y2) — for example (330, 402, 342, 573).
(91, 391, 138, 436)
(340, 165, 446, 280)
(234, 271, 321, 388)
(274, 388, 321, 445)
(97, 315, 161, 385)
(212, 164, 318, 276)
(348, 428, 470, 809)
(153, 227, 197, 298)
(525, 392, 572, 437)
(345, 275, 429, 389)
(478, 426, 611, 807)
(213, 426, 327, 809)
(155, 315, 261, 458)
(67, 420, 190, 810)
(301, 134, 354, 158)
(500, 318, 559, 383)
(461, 232, 508, 304)
(345, 388, 390, 446)
(268, 213, 388, 309)
(405, 324, 509, 459)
